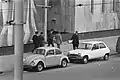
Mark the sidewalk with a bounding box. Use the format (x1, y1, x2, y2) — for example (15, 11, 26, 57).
(59, 35, 119, 55)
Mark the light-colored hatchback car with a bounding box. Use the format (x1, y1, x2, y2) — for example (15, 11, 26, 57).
(68, 41, 110, 64)
(23, 47, 69, 72)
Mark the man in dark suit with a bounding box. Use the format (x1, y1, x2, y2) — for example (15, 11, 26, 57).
(38, 32, 45, 47)
(71, 31, 79, 50)
(47, 30, 54, 47)
(32, 31, 40, 51)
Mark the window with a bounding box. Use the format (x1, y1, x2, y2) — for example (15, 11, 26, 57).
(102, 0, 105, 13)
(113, 0, 119, 12)
(46, 50, 54, 55)
(55, 49, 62, 55)
(79, 43, 92, 50)
(91, 0, 94, 14)
(2, 0, 10, 2)
(34, 49, 45, 55)
(113, 0, 116, 12)
(92, 44, 99, 50)
(99, 43, 106, 48)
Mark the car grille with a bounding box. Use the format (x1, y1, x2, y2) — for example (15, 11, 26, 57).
(69, 54, 79, 56)
(68, 54, 81, 59)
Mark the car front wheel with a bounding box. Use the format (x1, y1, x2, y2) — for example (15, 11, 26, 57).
(61, 59, 68, 68)
(82, 56, 88, 64)
(35, 62, 44, 72)
(103, 54, 109, 60)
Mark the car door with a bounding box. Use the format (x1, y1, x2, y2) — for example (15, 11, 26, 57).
(98, 43, 107, 57)
(55, 49, 63, 65)
(45, 49, 57, 67)
(91, 44, 100, 58)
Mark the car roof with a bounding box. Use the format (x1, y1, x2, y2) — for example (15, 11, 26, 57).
(36, 47, 59, 50)
(81, 41, 104, 44)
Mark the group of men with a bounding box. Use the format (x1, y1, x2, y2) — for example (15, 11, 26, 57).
(32, 31, 45, 51)
(32, 30, 63, 51)
(47, 30, 63, 48)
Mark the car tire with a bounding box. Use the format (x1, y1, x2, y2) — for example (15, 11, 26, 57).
(61, 59, 68, 68)
(35, 62, 44, 72)
(82, 56, 88, 64)
(103, 54, 109, 60)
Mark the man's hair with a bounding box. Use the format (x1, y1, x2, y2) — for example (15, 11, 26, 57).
(40, 32, 43, 34)
(75, 31, 78, 33)
(35, 31, 38, 34)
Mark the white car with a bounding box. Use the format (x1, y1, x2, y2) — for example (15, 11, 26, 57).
(23, 47, 69, 72)
(68, 41, 110, 64)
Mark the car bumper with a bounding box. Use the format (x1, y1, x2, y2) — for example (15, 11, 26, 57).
(68, 56, 83, 60)
(23, 65, 34, 69)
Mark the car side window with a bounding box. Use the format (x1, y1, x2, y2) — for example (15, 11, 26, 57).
(92, 44, 99, 50)
(55, 49, 62, 55)
(99, 43, 106, 48)
(46, 50, 54, 56)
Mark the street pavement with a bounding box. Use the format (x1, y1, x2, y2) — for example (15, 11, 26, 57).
(0, 54, 120, 80)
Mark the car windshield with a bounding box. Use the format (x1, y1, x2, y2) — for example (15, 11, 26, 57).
(79, 43, 92, 50)
(33, 49, 46, 55)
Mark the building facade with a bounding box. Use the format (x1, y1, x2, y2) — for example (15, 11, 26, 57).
(75, 0, 120, 33)
(0, 0, 120, 47)
(0, 0, 38, 47)
(47, 0, 75, 32)
(47, 0, 120, 33)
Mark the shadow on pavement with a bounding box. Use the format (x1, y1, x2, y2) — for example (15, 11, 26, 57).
(24, 64, 71, 72)
(70, 58, 107, 64)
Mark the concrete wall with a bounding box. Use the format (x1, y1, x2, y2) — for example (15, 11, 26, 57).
(0, 55, 14, 72)
(0, 43, 34, 72)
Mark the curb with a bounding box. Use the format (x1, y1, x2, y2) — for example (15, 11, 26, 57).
(110, 52, 119, 56)
(0, 72, 4, 75)
(0, 72, 3, 74)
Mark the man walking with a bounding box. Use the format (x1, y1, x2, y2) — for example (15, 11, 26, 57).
(54, 31, 62, 48)
(71, 31, 79, 50)
(47, 30, 54, 47)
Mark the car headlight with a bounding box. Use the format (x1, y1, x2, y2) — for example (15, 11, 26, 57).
(23, 58, 25, 62)
(30, 61, 35, 66)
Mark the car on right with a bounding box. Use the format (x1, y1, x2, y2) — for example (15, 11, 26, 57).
(67, 41, 110, 64)
(116, 37, 120, 53)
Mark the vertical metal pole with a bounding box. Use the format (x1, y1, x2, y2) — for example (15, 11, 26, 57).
(44, 0, 48, 42)
(14, 0, 24, 80)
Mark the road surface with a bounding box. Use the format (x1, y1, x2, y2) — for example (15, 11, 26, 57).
(0, 54, 120, 80)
